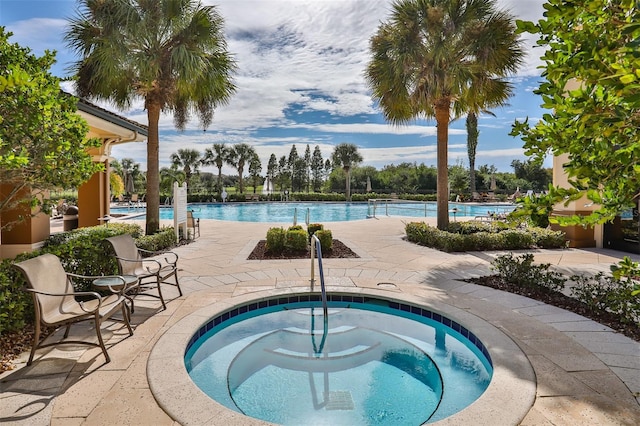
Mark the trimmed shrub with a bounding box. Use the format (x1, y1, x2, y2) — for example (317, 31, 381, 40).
(136, 227, 176, 252)
(315, 229, 333, 252)
(266, 227, 286, 253)
(285, 228, 309, 252)
(405, 221, 566, 252)
(307, 223, 324, 239)
(492, 253, 566, 293)
(528, 228, 567, 249)
(0, 258, 32, 334)
(570, 273, 640, 325)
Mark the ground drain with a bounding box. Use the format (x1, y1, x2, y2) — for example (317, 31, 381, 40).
(325, 391, 355, 410)
(377, 282, 397, 289)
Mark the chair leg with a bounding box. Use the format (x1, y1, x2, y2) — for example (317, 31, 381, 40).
(94, 313, 110, 363)
(121, 303, 133, 336)
(156, 277, 167, 310)
(174, 272, 183, 297)
(27, 321, 41, 366)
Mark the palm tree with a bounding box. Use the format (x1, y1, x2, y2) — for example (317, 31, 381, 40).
(226, 143, 256, 194)
(203, 143, 229, 195)
(365, 0, 523, 229)
(466, 112, 479, 194)
(170, 149, 201, 194)
(65, 0, 236, 235)
(331, 143, 363, 202)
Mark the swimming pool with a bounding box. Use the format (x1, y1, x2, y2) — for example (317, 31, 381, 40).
(184, 295, 492, 425)
(112, 201, 514, 223)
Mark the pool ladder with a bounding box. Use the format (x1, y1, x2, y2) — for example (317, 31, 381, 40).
(310, 235, 328, 354)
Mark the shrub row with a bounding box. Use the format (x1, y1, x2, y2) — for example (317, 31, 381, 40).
(265, 224, 333, 254)
(405, 221, 566, 252)
(492, 254, 640, 325)
(0, 224, 177, 335)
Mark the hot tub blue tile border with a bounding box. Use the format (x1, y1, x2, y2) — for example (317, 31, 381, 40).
(185, 294, 492, 366)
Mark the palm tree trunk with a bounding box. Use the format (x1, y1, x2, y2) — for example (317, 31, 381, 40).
(435, 102, 450, 230)
(345, 167, 351, 202)
(146, 103, 161, 235)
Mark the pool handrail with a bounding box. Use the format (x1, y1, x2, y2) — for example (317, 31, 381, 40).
(310, 235, 328, 319)
(310, 235, 328, 354)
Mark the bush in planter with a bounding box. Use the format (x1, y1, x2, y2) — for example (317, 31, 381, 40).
(314, 229, 333, 252)
(307, 223, 324, 239)
(266, 227, 286, 253)
(285, 228, 309, 252)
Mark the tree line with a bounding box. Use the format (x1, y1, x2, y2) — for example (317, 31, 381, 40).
(112, 143, 551, 202)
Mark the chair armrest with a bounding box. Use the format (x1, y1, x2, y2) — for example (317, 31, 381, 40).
(138, 249, 179, 266)
(24, 288, 103, 313)
(114, 255, 162, 273)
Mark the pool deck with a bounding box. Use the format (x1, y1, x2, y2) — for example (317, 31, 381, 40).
(1, 216, 639, 425)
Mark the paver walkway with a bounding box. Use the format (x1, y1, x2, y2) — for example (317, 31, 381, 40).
(1, 217, 639, 425)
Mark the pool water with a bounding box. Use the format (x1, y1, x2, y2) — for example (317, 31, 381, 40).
(112, 201, 513, 223)
(185, 299, 492, 425)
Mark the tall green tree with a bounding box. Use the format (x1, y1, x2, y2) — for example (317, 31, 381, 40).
(0, 28, 101, 229)
(512, 0, 640, 225)
(248, 153, 263, 194)
(288, 145, 299, 192)
(226, 143, 256, 194)
(466, 113, 479, 194)
(310, 146, 325, 192)
(65, 0, 236, 235)
(331, 143, 363, 201)
(203, 143, 229, 194)
(170, 149, 201, 193)
(303, 144, 312, 193)
(266, 153, 278, 193)
(366, 0, 524, 229)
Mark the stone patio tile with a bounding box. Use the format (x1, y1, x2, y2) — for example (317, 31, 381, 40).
(572, 370, 640, 404)
(532, 395, 640, 425)
(549, 320, 613, 333)
(0, 392, 55, 425)
(215, 274, 240, 284)
(609, 366, 640, 394)
(594, 353, 640, 369)
(83, 387, 174, 425)
(52, 370, 123, 418)
(526, 355, 599, 397)
(520, 337, 608, 372)
(50, 417, 84, 426)
(344, 268, 363, 277)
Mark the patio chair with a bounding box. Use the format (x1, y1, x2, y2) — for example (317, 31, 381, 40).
(187, 210, 200, 238)
(105, 234, 182, 310)
(14, 253, 133, 365)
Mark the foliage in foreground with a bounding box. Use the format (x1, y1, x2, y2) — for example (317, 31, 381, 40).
(405, 221, 567, 252)
(512, 1, 640, 226)
(0, 28, 102, 229)
(0, 224, 177, 335)
(491, 254, 639, 326)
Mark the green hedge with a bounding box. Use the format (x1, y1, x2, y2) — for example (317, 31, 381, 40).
(314, 229, 333, 252)
(266, 227, 286, 252)
(0, 224, 177, 335)
(285, 228, 309, 251)
(405, 221, 566, 252)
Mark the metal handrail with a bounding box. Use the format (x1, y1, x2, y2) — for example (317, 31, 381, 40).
(310, 235, 328, 319)
(310, 235, 328, 354)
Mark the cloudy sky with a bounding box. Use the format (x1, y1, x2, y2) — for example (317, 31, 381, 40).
(0, 0, 548, 175)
